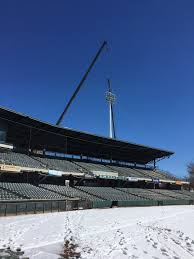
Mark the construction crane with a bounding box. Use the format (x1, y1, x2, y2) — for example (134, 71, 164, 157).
(56, 41, 107, 126)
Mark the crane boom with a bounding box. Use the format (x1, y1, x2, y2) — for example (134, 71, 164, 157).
(56, 41, 107, 126)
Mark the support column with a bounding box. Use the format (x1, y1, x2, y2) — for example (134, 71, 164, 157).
(109, 103, 113, 138)
(154, 159, 156, 169)
(28, 127, 32, 155)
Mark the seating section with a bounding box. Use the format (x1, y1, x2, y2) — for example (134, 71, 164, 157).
(0, 182, 65, 200)
(118, 188, 177, 201)
(75, 161, 114, 173)
(133, 168, 170, 180)
(150, 189, 190, 200)
(133, 168, 161, 179)
(171, 190, 194, 199)
(77, 186, 146, 201)
(108, 166, 177, 181)
(34, 156, 83, 173)
(40, 184, 104, 201)
(0, 187, 22, 200)
(0, 151, 180, 181)
(154, 169, 179, 181)
(173, 189, 194, 199)
(108, 165, 148, 178)
(0, 152, 45, 169)
(0, 182, 193, 202)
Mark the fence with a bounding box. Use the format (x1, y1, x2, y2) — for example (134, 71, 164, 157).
(91, 199, 194, 209)
(0, 198, 194, 217)
(0, 199, 92, 217)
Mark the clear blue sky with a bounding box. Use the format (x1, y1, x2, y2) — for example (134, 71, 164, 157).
(0, 0, 194, 178)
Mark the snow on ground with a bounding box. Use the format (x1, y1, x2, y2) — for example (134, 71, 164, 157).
(0, 206, 194, 259)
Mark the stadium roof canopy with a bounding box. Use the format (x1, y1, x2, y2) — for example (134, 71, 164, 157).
(0, 107, 174, 164)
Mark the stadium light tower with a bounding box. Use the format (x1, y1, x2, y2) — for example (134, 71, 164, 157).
(106, 79, 116, 139)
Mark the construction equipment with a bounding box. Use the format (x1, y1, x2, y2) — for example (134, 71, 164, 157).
(56, 41, 107, 126)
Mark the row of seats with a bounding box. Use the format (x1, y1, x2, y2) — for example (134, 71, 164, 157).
(136, 168, 179, 181)
(171, 189, 194, 199)
(112, 166, 177, 181)
(117, 188, 178, 201)
(108, 165, 147, 178)
(34, 156, 83, 173)
(142, 188, 193, 200)
(77, 186, 146, 201)
(134, 168, 165, 179)
(122, 188, 194, 201)
(76, 161, 114, 173)
(150, 189, 190, 200)
(0, 187, 22, 200)
(0, 182, 65, 200)
(156, 169, 177, 180)
(0, 152, 45, 169)
(40, 184, 104, 201)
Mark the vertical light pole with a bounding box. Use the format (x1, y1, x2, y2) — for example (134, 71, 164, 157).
(106, 79, 116, 138)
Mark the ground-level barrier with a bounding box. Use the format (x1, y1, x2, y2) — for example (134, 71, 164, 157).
(92, 200, 112, 208)
(117, 200, 158, 207)
(91, 199, 194, 209)
(0, 199, 92, 217)
(0, 199, 193, 216)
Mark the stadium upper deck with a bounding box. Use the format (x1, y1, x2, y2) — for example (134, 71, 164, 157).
(0, 106, 173, 165)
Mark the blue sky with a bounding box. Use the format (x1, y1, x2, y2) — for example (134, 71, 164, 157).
(0, 0, 194, 177)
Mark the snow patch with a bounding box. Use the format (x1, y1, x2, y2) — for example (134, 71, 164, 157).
(0, 206, 194, 258)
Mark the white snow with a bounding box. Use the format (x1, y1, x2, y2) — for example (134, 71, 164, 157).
(0, 206, 194, 259)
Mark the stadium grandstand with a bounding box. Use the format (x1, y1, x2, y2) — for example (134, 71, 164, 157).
(0, 106, 192, 216)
